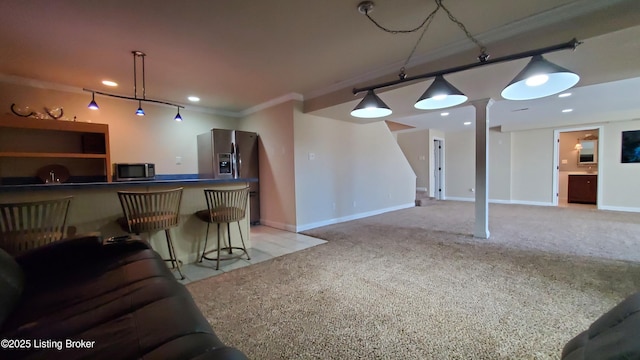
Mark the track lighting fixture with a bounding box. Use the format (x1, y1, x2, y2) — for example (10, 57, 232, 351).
(351, 90, 393, 118)
(351, 0, 581, 118)
(84, 51, 184, 120)
(88, 92, 99, 110)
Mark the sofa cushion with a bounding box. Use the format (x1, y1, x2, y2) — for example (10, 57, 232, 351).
(562, 291, 640, 359)
(1, 237, 247, 360)
(0, 247, 24, 328)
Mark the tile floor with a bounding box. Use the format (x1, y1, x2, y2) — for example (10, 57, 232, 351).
(557, 198, 597, 209)
(176, 225, 326, 285)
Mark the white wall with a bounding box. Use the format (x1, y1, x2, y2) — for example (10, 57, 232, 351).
(293, 102, 416, 231)
(238, 100, 297, 231)
(490, 129, 512, 201)
(442, 120, 640, 210)
(444, 128, 512, 201)
(510, 128, 555, 204)
(600, 119, 640, 211)
(397, 130, 428, 190)
(444, 131, 475, 199)
(0, 82, 239, 175)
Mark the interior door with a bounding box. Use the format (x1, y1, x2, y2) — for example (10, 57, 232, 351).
(434, 139, 444, 200)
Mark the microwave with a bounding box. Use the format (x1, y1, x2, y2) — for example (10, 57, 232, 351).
(113, 163, 156, 181)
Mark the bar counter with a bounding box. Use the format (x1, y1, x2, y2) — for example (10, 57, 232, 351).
(0, 177, 258, 265)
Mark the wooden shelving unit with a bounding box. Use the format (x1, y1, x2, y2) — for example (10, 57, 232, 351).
(0, 115, 111, 183)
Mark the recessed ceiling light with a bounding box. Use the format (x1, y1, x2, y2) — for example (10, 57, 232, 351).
(562, 108, 573, 113)
(464, 121, 472, 125)
(440, 112, 449, 116)
(558, 93, 572, 98)
(102, 80, 118, 87)
(188, 96, 200, 102)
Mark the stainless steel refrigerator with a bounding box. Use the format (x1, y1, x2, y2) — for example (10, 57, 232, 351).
(197, 129, 260, 225)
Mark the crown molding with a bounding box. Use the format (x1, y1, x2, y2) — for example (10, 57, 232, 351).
(304, 0, 629, 100)
(240, 93, 304, 117)
(0, 73, 84, 94)
(0, 73, 306, 118)
(184, 104, 243, 118)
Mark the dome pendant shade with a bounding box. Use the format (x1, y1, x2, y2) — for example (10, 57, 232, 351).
(501, 55, 580, 100)
(351, 90, 392, 118)
(414, 75, 468, 110)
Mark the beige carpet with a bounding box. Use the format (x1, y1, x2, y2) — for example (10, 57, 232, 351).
(187, 202, 640, 359)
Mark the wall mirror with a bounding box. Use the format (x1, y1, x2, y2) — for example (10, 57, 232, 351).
(578, 139, 598, 165)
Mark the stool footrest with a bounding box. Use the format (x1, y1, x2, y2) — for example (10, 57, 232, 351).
(202, 247, 250, 262)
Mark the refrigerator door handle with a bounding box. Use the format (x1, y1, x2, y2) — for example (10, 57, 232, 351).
(236, 144, 242, 178)
(231, 142, 238, 178)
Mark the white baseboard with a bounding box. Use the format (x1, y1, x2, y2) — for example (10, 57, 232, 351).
(509, 200, 555, 206)
(443, 197, 554, 206)
(598, 205, 640, 213)
(444, 197, 474, 202)
(260, 219, 297, 233)
(416, 187, 428, 192)
(296, 203, 415, 232)
(487, 199, 514, 204)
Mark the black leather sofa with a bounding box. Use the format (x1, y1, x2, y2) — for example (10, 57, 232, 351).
(0, 235, 248, 360)
(562, 291, 640, 359)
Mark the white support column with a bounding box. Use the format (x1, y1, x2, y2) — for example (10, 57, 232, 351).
(471, 98, 494, 239)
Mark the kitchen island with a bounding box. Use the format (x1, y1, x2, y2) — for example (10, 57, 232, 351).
(0, 177, 258, 265)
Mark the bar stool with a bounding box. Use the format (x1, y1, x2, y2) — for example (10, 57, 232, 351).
(116, 188, 185, 280)
(0, 197, 72, 256)
(195, 187, 250, 270)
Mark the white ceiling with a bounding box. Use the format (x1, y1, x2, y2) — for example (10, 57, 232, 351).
(0, 0, 639, 130)
(310, 24, 640, 132)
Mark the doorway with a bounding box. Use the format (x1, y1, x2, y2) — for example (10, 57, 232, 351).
(553, 127, 601, 208)
(433, 138, 444, 200)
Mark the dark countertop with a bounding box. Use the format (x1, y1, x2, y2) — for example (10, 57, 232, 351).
(0, 177, 258, 193)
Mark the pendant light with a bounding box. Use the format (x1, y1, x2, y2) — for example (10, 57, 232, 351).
(350, 1, 582, 118)
(414, 75, 468, 110)
(350, 90, 392, 118)
(87, 92, 99, 110)
(174, 107, 183, 122)
(135, 100, 145, 116)
(501, 55, 580, 100)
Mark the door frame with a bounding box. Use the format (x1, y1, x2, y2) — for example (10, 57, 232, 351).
(552, 125, 603, 207)
(433, 137, 445, 200)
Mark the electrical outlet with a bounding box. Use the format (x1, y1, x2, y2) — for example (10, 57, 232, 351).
(176, 156, 182, 165)
(308, 152, 315, 160)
